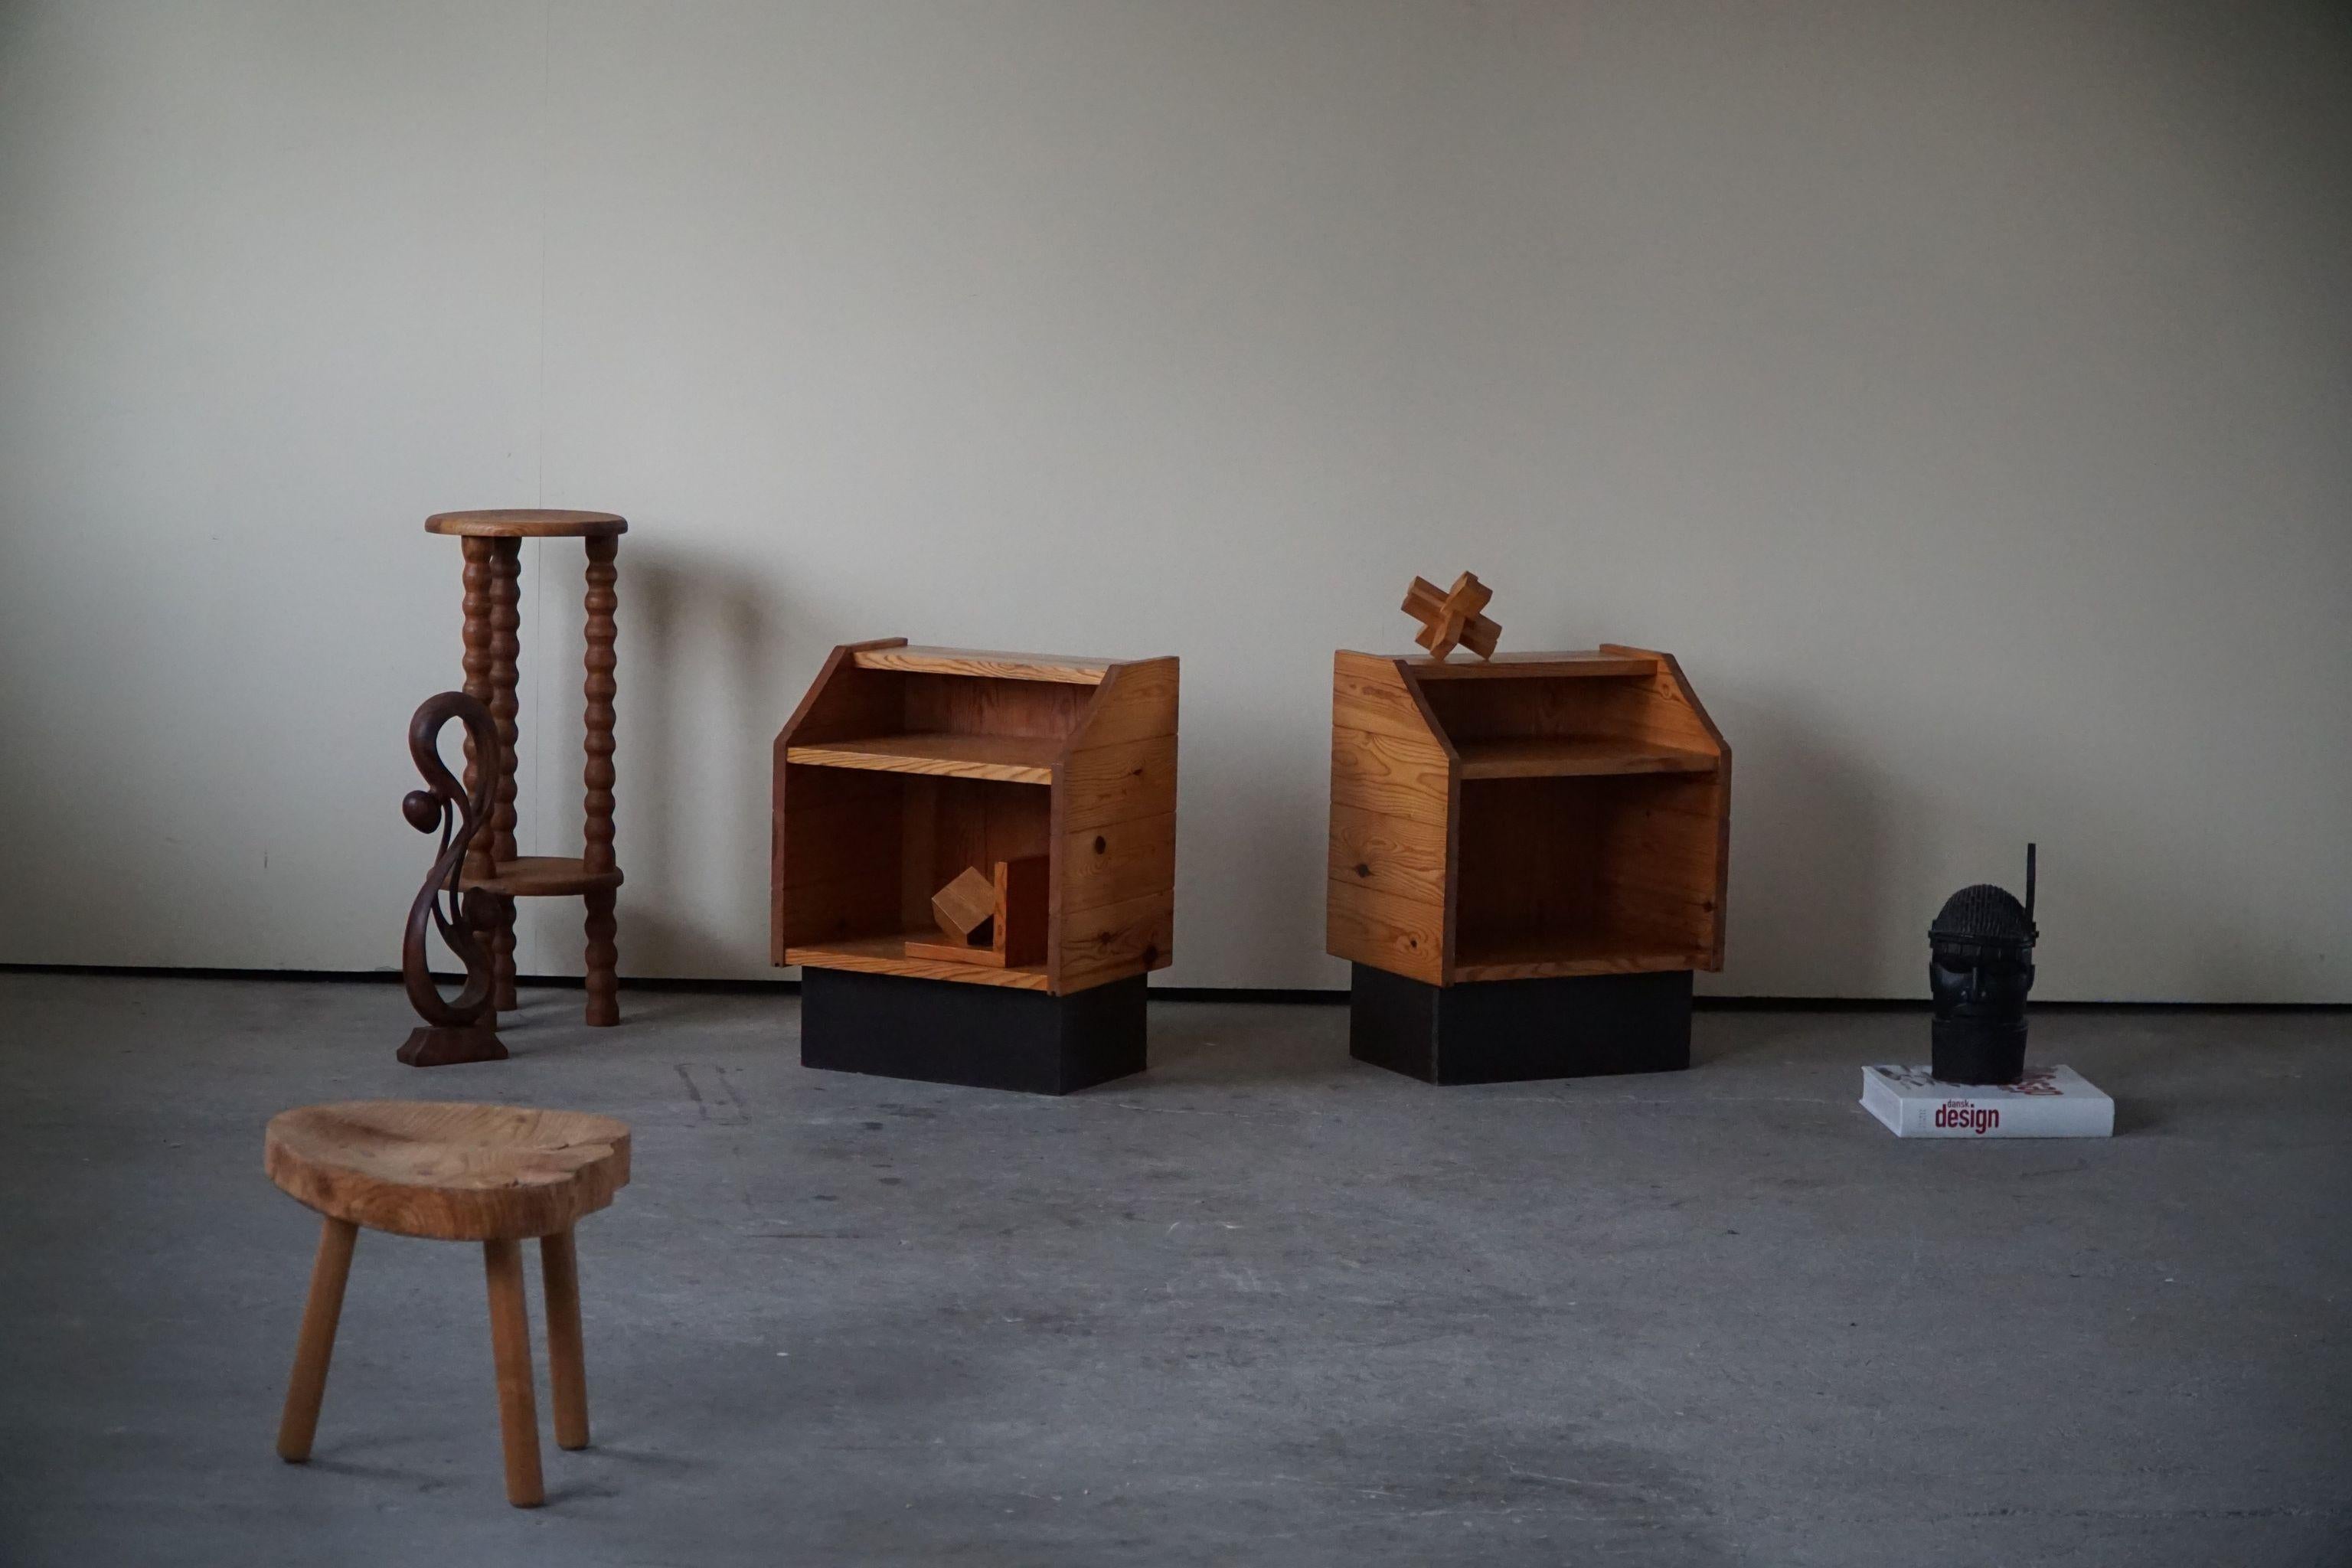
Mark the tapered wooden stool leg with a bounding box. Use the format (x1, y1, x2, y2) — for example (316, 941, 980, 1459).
(482, 1238, 544, 1507)
(540, 1230, 590, 1449)
(276, 1217, 358, 1462)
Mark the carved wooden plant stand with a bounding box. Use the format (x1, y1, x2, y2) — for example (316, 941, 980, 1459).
(425, 509, 627, 1026)
(399, 691, 506, 1066)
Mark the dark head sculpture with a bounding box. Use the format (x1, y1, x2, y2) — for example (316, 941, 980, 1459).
(1928, 845, 2037, 1085)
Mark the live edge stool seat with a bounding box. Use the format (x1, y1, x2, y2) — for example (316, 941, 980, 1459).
(266, 1101, 632, 1507)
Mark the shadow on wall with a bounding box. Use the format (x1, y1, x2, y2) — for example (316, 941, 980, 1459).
(1710, 667, 2305, 1006)
(1713, 683, 1903, 1001)
(520, 539, 851, 982)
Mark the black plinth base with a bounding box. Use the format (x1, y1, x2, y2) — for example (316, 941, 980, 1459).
(800, 968, 1147, 1095)
(1348, 963, 1692, 1085)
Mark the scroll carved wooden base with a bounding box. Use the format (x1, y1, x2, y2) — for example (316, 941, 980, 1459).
(397, 1024, 508, 1068)
(400, 691, 507, 1066)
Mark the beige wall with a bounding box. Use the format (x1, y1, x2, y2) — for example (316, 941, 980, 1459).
(4, 1, 2348, 998)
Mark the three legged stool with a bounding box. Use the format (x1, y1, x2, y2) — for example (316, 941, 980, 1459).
(266, 1101, 633, 1507)
(423, 509, 627, 1026)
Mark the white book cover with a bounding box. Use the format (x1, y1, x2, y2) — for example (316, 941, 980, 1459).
(1860, 1065, 2114, 1138)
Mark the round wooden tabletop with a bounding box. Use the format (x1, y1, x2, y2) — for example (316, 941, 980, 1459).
(266, 1101, 632, 1241)
(424, 509, 628, 538)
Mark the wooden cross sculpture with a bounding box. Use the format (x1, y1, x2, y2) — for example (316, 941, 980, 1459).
(1402, 570, 1501, 662)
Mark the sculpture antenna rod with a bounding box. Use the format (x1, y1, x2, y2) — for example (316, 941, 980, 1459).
(2025, 842, 2037, 924)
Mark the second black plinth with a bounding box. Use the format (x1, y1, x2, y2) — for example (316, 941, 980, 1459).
(800, 968, 1147, 1095)
(1349, 963, 1692, 1085)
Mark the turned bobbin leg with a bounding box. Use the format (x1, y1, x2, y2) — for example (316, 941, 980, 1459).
(581, 534, 620, 1027)
(540, 1230, 590, 1449)
(486, 537, 524, 1011)
(276, 1217, 358, 1462)
(459, 537, 497, 887)
(583, 890, 618, 1027)
(482, 1238, 544, 1508)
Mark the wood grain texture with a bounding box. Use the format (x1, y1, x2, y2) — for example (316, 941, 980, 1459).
(426, 509, 627, 537)
(1058, 890, 1174, 992)
(1332, 651, 1455, 744)
(772, 641, 910, 965)
(487, 539, 523, 866)
(274, 1217, 357, 1463)
(582, 535, 619, 877)
(995, 854, 1050, 966)
(1063, 812, 1177, 913)
(1326, 879, 1446, 985)
(930, 866, 997, 941)
(459, 537, 497, 882)
(1047, 658, 1180, 991)
(776, 644, 1177, 995)
(903, 674, 1089, 741)
(466, 538, 515, 1011)
(1328, 803, 1448, 907)
(774, 770, 897, 888)
(1060, 734, 1177, 831)
(784, 933, 1054, 991)
(1600, 647, 1730, 970)
(1327, 652, 1457, 982)
(906, 854, 1049, 966)
(583, 887, 619, 1027)
(266, 1102, 632, 1243)
(1067, 656, 1179, 749)
(459, 855, 623, 897)
(482, 1237, 544, 1507)
(1331, 726, 1452, 826)
(1406, 651, 1657, 680)
(774, 639, 910, 747)
(1451, 939, 1710, 982)
(398, 691, 504, 1065)
(786, 732, 1059, 783)
(1402, 571, 1501, 661)
(1455, 736, 1718, 779)
(539, 1230, 589, 1451)
(854, 645, 1110, 684)
(1598, 644, 1728, 754)
(1328, 643, 1728, 986)
(904, 778, 1051, 930)
(433, 518, 625, 1027)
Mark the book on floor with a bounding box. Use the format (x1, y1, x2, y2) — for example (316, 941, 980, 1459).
(1860, 1064, 2113, 1138)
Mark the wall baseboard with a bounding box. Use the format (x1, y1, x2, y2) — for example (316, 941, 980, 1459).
(1, 962, 2344, 1011)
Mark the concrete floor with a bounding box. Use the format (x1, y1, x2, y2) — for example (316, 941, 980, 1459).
(0, 974, 2346, 1566)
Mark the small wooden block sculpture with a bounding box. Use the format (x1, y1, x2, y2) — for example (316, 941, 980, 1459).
(1402, 571, 1501, 662)
(931, 867, 998, 946)
(398, 691, 508, 1067)
(907, 857, 1050, 969)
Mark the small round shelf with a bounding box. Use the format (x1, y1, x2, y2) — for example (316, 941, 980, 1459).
(425, 509, 628, 538)
(461, 855, 625, 899)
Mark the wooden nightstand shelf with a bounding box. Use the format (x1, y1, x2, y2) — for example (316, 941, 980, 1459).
(773, 640, 1178, 1093)
(1327, 645, 1730, 1083)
